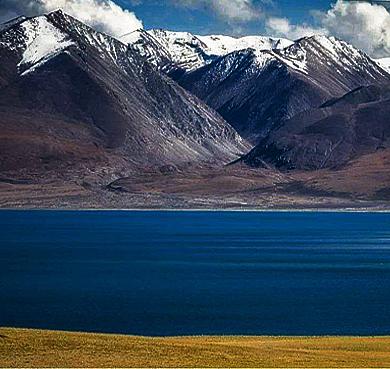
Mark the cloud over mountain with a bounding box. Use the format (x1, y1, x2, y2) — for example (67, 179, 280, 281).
(321, 0, 390, 58)
(266, 17, 327, 40)
(0, 0, 142, 38)
(266, 1, 390, 58)
(174, 0, 263, 22)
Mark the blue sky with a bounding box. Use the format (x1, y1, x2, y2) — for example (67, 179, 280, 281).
(116, 0, 334, 35)
(112, 0, 390, 58)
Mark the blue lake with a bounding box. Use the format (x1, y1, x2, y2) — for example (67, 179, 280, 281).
(1, 210, 390, 336)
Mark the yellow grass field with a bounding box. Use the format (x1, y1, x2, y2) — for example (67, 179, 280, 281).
(1, 328, 390, 368)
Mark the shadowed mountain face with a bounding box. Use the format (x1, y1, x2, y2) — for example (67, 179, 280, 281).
(240, 84, 390, 170)
(169, 36, 390, 143)
(0, 11, 249, 174)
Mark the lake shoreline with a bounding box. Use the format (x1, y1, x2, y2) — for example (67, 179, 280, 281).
(2, 206, 390, 212)
(2, 176, 390, 211)
(4, 326, 390, 338)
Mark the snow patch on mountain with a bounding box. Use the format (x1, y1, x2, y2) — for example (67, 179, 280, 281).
(198, 34, 293, 56)
(310, 35, 362, 66)
(123, 29, 293, 72)
(268, 34, 390, 80)
(121, 29, 171, 68)
(124, 27, 389, 82)
(0, 15, 74, 75)
(147, 29, 211, 71)
(121, 29, 143, 45)
(44, 10, 140, 72)
(272, 47, 308, 74)
(19, 16, 74, 70)
(375, 57, 390, 73)
(252, 50, 275, 71)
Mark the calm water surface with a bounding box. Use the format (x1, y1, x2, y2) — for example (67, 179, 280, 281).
(1, 211, 390, 336)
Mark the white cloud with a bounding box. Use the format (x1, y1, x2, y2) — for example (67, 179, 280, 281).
(320, 0, 390, 58)
(266, 1, 390, 58)
(176, 0, 262, 22)
(0, 0, 143, 38)
(266, 17, 327, 40)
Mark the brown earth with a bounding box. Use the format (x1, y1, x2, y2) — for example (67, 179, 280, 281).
(2, 149, 390, 210)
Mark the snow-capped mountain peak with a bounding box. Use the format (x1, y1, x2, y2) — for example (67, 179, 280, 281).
(120, 28, 172, 68)
(268, 34, 390, 82)
(0, 14, 74, 76)
(198, 34, 293, 56)
(20, 16, 74, 74)
(0, 10, 135, 77)
(147, 29, 212, 71)
(123, 28, 293, 72)
(126, 27, 390, 83)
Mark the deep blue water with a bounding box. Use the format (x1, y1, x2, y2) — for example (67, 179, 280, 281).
(1, 210, 390, 336)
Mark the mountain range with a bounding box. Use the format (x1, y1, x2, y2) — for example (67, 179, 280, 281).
(1, 10, 390, 209)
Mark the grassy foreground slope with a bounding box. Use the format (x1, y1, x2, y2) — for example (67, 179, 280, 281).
(1, 328, 390, 368)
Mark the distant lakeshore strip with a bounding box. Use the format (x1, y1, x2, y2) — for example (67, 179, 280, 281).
(2, 207, 390, 212)
(48, 207, 390, 212)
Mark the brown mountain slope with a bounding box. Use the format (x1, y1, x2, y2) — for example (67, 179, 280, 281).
(241, 84, 390, 170)
(0, 11, 249, 178)
(172, 36, 390, 142)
